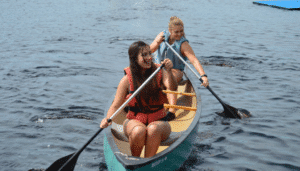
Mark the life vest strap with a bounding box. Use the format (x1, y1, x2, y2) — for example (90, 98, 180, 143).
(124, 105, 164, 114)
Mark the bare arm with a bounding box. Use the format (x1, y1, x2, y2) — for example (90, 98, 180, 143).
(150, 32, 164, 53)
(181, 41, 209, 87)
(100, 76, 128, 128)
(162, 59, 177, 91)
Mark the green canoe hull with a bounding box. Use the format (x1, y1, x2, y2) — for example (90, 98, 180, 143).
(104, 123, 198, 171)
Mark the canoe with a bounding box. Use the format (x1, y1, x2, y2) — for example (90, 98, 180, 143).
(103, 70, 202, 171)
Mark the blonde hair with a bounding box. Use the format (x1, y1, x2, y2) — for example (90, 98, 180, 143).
(168, 16, 184, 29)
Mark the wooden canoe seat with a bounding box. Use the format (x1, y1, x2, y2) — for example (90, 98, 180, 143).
(164, 104, 197, 111)
(111, 128, 184, 146)
(162, 90, 196, 97)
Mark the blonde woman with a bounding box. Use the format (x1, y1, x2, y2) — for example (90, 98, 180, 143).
(150, 16, 209, 114)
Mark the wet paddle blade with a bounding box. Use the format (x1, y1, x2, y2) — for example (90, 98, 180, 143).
(237, 108, 251, 118)
(217, 103, 251, 119)
(45, 153, 77, 171)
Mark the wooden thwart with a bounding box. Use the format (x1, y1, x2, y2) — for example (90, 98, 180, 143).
(162, 90, 196, 97)
(164, 104, 197, 111)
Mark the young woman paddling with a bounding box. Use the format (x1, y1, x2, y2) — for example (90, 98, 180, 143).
(100, 41, 177, 158)
(150, 16, 209, 114)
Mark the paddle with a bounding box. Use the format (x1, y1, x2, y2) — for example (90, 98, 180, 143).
(164, 41, 251, 119)
(45, 64, 165, 171)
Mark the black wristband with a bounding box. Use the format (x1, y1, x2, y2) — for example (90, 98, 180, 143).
(201, 74, 207, 78)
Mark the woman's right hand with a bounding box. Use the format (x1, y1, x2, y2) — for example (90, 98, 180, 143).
(154, 32, 165, 44)
(162, 58, 173, 72)
(100, 118, 112, 128)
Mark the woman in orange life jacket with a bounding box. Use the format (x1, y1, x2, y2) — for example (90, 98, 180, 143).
(150, 16, 209, 115)
(100, 41, 177, 158)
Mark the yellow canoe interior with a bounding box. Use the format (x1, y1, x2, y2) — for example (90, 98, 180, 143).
(110, 79, 197, 158)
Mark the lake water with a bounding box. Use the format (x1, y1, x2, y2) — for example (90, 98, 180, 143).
(1, 0, 300, 170)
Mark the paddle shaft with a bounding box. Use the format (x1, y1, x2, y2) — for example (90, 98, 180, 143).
(58, 128, 103, 171)
(164, 41, 239, 118)
(57, 64, 165, 171)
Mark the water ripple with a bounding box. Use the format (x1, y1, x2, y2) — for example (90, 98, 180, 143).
(266, 162, 300, 171)
(1, 0, 300, 171)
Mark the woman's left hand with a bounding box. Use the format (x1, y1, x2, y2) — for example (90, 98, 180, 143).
(201, 76, 209, 87)
(162, 58, 173, 71)
(100, 118, 112, 128)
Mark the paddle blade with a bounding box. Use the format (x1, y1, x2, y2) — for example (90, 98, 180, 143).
(237, 108, 251, 118)
(45, 153, 78, 171)
(217, 104, 251, 119)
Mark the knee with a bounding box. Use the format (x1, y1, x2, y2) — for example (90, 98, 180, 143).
(147, 124, 161, 138)
(130, 126, 146, 140)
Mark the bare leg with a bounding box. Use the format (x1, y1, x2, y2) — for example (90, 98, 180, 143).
(124, 119, 147, 157)
(167, 69, 183, 113)
(145, 121, 171, 157)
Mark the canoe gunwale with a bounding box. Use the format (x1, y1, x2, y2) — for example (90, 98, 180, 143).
(104, 69, 202, 170)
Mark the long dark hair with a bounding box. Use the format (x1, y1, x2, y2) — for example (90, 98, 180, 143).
(128, 41, 160, 110)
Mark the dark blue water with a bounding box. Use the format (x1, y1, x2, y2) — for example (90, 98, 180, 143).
(1, 0, 300, 170)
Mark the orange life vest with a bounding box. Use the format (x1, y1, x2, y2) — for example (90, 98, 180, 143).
(124, 65, 168, 125)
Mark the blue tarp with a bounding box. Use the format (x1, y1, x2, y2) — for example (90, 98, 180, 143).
(253, 1, 300, 10)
